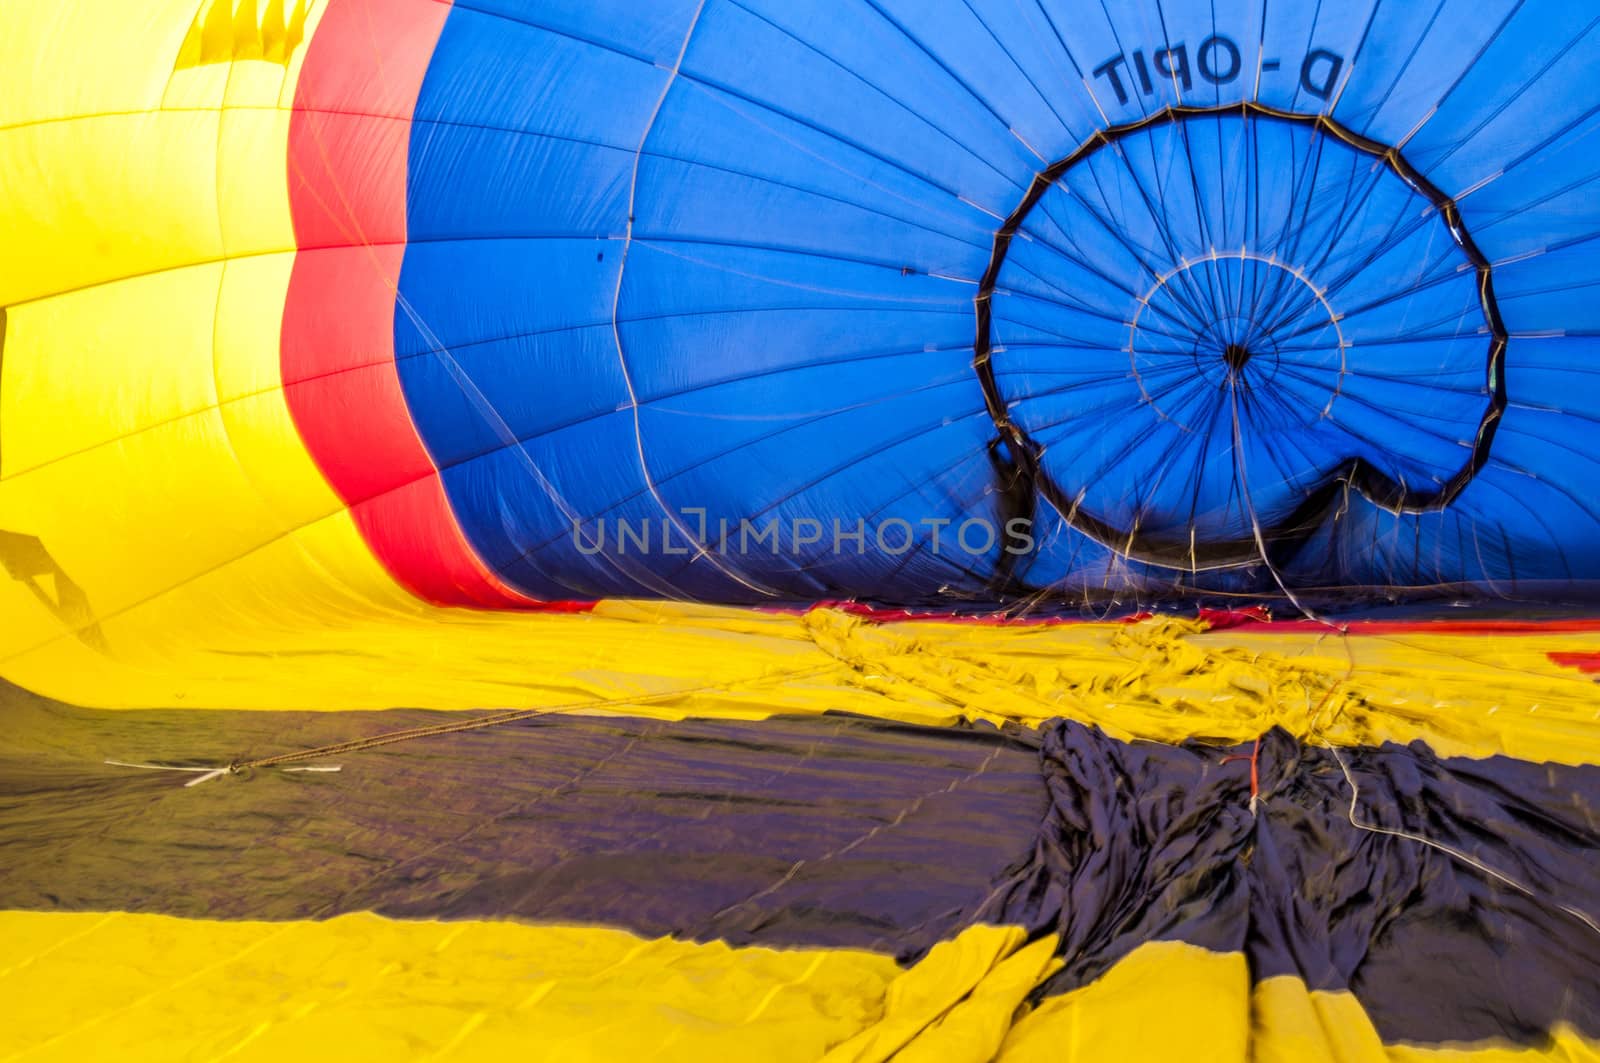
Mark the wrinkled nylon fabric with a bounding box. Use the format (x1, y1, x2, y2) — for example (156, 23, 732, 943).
(988, 723, 1599, 1045)
(3, 685, 1595, 1052)
(7, 608, 1600, 767)
(4, 914, 1596, 1062)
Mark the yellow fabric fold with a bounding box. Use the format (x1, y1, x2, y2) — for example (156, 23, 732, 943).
(5, 911, 1594, 1061)
(821, 925, 1059, 1063)
(0, 910, 899, 1063)
(7, 602, 1599, 768)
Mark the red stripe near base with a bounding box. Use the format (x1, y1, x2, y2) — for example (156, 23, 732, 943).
(779, 600, 1600, 636)
(1548, 651, 1600, 674)
(280, 0, 582, 611)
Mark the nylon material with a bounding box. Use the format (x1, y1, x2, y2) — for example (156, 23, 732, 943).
(394, 245, 629, 462)
(6, 604, 1599, 770)
(395, 241, 624, 348)
(7, 5, 1600, 1049)
(1495, 242, 1600, 328)
(217, 103, 299, 256)
(641, 85, 1001, 253)
(615, 262, 972, 393)
(7, 686, 1594, 1051)
(631, 365, 981, 505)
(285, 0, 541, 610)
(613, 273, 975, 374)
(991, 249, 1134, 320)
(617, 237, 974, 321)
(1467, 120, 1600, 257)
(678, 2, 1027, 215)
(434, 417, 660, 598)
(631, 157, 991, 277)
(1404, 5, 1600, 168)
(998, 940, 1251, 1062)
(1497, 352, 1600, 422)
(1324, 0, 1446, 132)
(1336, 282, 1483, 343)
(0, 414, 321, 630)
(399, 325, 628, 472)
(359, 0, 1600, 599)
(282, 254, 440, 500)
(724, 0, 1045, 185)
(0, 909, 905, 1062)
(0, 693, 1049, 954)
(1248, 976, 1394, 1063)
(820, 926, 1038, 1062)
(0, 268, 223, 477)
(458, 0, 703, 67)
(995, 723, 1600, 1043)
(411, 133, 636, 238)
(4, 909, 1590, 1062)
(870, 0, 1084, 154)
(627, 398, 991, 592)
(0, 117, 227, 306)
(1267, 4, 1344, 115)
(415, 10, 669, 138)
(0, 14, 299, 297)
(888, 936, 1065, 1063)
(1339, 3, 1524, 154)
(0, 1, 213, 126)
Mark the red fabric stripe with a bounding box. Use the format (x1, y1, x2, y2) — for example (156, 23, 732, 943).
(281, 0, 579, 611)
(1548, 651, 1600, 674)
(777, 600, 1600, 636)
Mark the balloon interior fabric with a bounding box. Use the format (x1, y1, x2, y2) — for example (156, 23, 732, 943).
(0, 1, 1597, 1060)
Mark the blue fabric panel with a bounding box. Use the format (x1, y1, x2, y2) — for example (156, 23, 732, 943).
(388, 0, 1600, 604)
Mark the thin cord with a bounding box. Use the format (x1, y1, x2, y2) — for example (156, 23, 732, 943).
(1328, 742, 1600, 939)
(102, 665, 836, 784)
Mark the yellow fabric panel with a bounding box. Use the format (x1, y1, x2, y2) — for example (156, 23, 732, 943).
(0, 0, 396, 702)
(0, 1, 317, 303)
(1250, 978, 1600, 1063)
(1390, 1029, 1600, 1062)
(1251, 974, 1392, 1063)
(885, 934, 1063, 1063)
(9, 594, 1599, 767)
(0, 910, 900, 1062)
(998, 940, 1252, 1063)
(5, 912, 1594, 1062)
(175, 0, 312, 69)
(7, 583, 1600, 766)
(1000, 945, 1600, 1063)
(821, 925, 1059, 1063)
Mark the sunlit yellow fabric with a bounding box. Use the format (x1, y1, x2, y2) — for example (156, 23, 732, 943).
(999, 942, 1600, 1063)
(5, 596, 1599, 766)
(998, 939, 1251, 1062)
(822, 926, 1060, 1063)
(0, 910, 899, 1062)
(1251, 978, 1600, 1063)
(7, 913, 1591, 1062)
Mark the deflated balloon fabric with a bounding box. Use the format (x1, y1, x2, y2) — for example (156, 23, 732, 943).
(4, 1, 1600, 1060)
(4, 682, 1596, 1055)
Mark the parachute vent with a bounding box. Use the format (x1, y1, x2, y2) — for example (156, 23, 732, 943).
(174, 0, 310, 68)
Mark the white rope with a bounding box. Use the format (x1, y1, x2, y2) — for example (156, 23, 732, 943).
(104, 760, 230, 787)
(104, 759, 341, 787)
(1328, 744, 1600, 939)
(606, 0, 777, 599)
